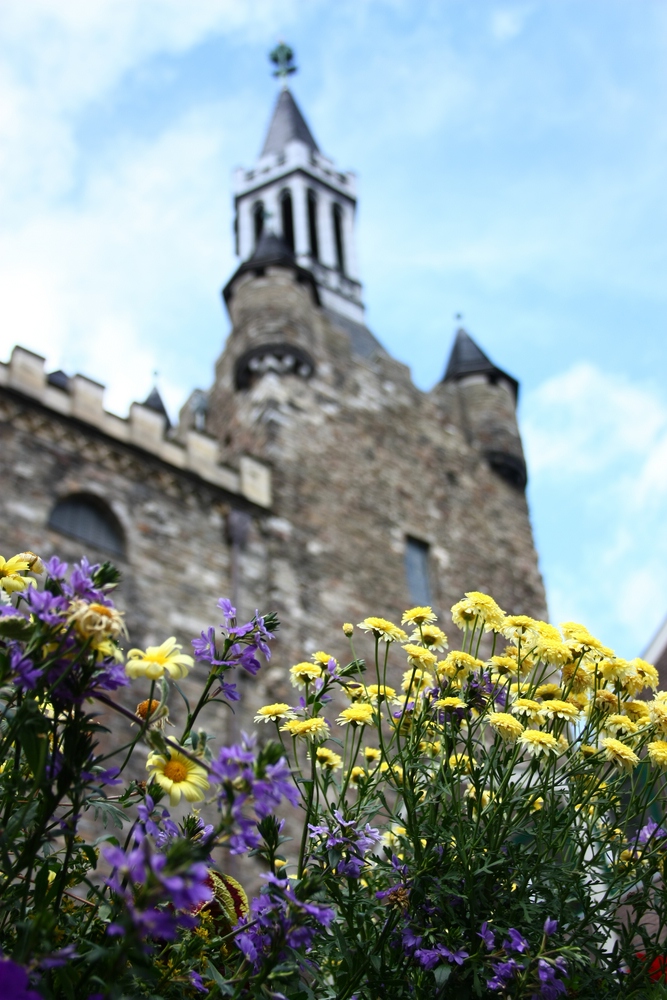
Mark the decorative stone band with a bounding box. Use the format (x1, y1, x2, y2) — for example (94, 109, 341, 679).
(234, 342, 315, 391)
(484, 450, 527, 490)
(0, 345, 272, 508)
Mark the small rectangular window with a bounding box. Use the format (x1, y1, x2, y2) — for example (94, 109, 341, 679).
(404, 537, 431, 605)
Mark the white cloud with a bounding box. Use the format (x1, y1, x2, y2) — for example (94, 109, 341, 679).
(523, 363, 667, 654)
(490, 6, 533, 42)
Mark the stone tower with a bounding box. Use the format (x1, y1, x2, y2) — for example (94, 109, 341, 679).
(204, 77, 546, 709)
(0, 62, 547, 733)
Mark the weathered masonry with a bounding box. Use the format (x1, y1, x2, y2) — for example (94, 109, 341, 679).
(0, 71, 546, 734)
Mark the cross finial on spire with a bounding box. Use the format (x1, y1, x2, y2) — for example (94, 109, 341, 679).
(269, 41, 297, 86)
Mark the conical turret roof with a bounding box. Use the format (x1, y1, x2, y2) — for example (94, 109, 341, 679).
(222, 229, 320, 307)
(142, 386, 171, 428)
(442, 329, 518, 400)
(261, 88, 319, 157)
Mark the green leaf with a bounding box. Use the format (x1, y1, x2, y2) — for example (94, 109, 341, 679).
(204, 959, 233, 995)
(433, 965, 451, 987)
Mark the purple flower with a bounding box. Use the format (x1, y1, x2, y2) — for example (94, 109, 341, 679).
(504, 927, 529, 954)
(66, 558, 107, 602)
(0, 958, 41, 1000)
(308, 810, 380, 878)
(81, 766, 122, 786)
(9, 646, 41, 690)
(534, 958, 567, 999)
(414, 944, 468, 970)
(24, 589, 67, 625)
(39, 944, 78, 969)
(543, 917, 558, 937)
(638, 819, 667, 845)
(217, 597, 236, 620)
(236, 876, 334, 970)
(44, 556, 68, 580)
(190, 970, 208, 994)
(488, 958, 523, 990)
(478, 921, 495, 950)
(192, 627, 227, 666)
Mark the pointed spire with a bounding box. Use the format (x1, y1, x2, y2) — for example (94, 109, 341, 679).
(260, 88, 319, 157)
(143, 386, 171, 429)
(442, 328, 518, 400)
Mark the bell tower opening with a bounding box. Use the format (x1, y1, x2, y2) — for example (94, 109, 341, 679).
(280, 189, 295, 253)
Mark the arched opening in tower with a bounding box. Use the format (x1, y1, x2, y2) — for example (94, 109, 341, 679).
(280, 189, 295, 253)
(332, 202, 345, 274)
(253, 200, 264, 249)
(307, 188, 319, 261)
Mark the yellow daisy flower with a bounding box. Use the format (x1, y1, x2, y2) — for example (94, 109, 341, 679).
(364, 683, 396, 703)
(604, 715, 638, 739)
(541, 699, 580, 722)
(410, 625, 448, 650)
(312, 651, 337, 668)
(342, 622, 354, 636)
(337, 704, 374, 727)
(488, 712, 524, 743)
(647, 740, 667, 769)
(0, 554, 34, 593)
(436, 650, 483, 679)
(146, 749, 209, 806)
(402, 606, 437, 627)
(280, 717, 330, 741)
(254, 703, 296, 724)
(357, 617, 408, 643)
(501, 615, 542, 641)
(363, 746, 381, 765)
(435, 696, 466, 711)
(650, 699, 667, 735)
(518, 730, 560, 757)
(349, 765, 367, 784)
(601, 737, 639, 772)
(623, 700, 651, 724)
(68, 600, 127, 644)
(126, 637, 193, 680)
(451, 592, 505, 632)
(315, 747, 343, 771)
(448, 752, 472, 772)
(511, 699, 544, 722)
(402, 645, 438, 671)
(535, 684, 562, 701)
(488, 655, 519, 677)
(402, 665, 434, 693)
(289, 662, 322, 687)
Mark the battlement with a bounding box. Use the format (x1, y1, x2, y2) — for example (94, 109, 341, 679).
(0, 346, 272, 509)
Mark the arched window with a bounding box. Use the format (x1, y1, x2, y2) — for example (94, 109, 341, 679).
(280, 189, 295, 253)
(332, 203, 345, 274)
(48, 494, 125, 557)
(307, 189, 319, 261)
(253, 201, 264, 249)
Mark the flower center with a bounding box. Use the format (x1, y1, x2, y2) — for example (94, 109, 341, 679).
(164, 761, 188, 783)
(136, 699, 160, 720)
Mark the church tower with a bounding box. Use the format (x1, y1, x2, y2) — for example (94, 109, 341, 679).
(232, 43, 363, 326)
(205, 47, 547, 708)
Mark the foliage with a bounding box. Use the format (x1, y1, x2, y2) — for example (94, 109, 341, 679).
(0, 552, 666, 998)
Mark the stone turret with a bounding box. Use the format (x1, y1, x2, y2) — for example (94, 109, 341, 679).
(439, 328, 527, 490)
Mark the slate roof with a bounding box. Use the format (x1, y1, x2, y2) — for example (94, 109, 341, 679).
(143, 387, 171, 428)
(222, 230, 320, 307)
(324, 309, 387, 360)
(442, 328, 518, 400)
(261, 88, 319, 157)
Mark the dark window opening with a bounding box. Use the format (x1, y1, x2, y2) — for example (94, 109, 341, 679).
(253, 201, 264, 248)
(48, 494, 125, 557)
(404, 537, 431, 605)
(332, 202, 345, 274)
(280, 189, 295, 253)
(307, 189, 319, 261)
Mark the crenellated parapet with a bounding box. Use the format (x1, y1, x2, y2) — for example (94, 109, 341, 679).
(0, 346, 272, 509)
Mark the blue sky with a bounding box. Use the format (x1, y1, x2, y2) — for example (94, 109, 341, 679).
(0, 0, 666, 658)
